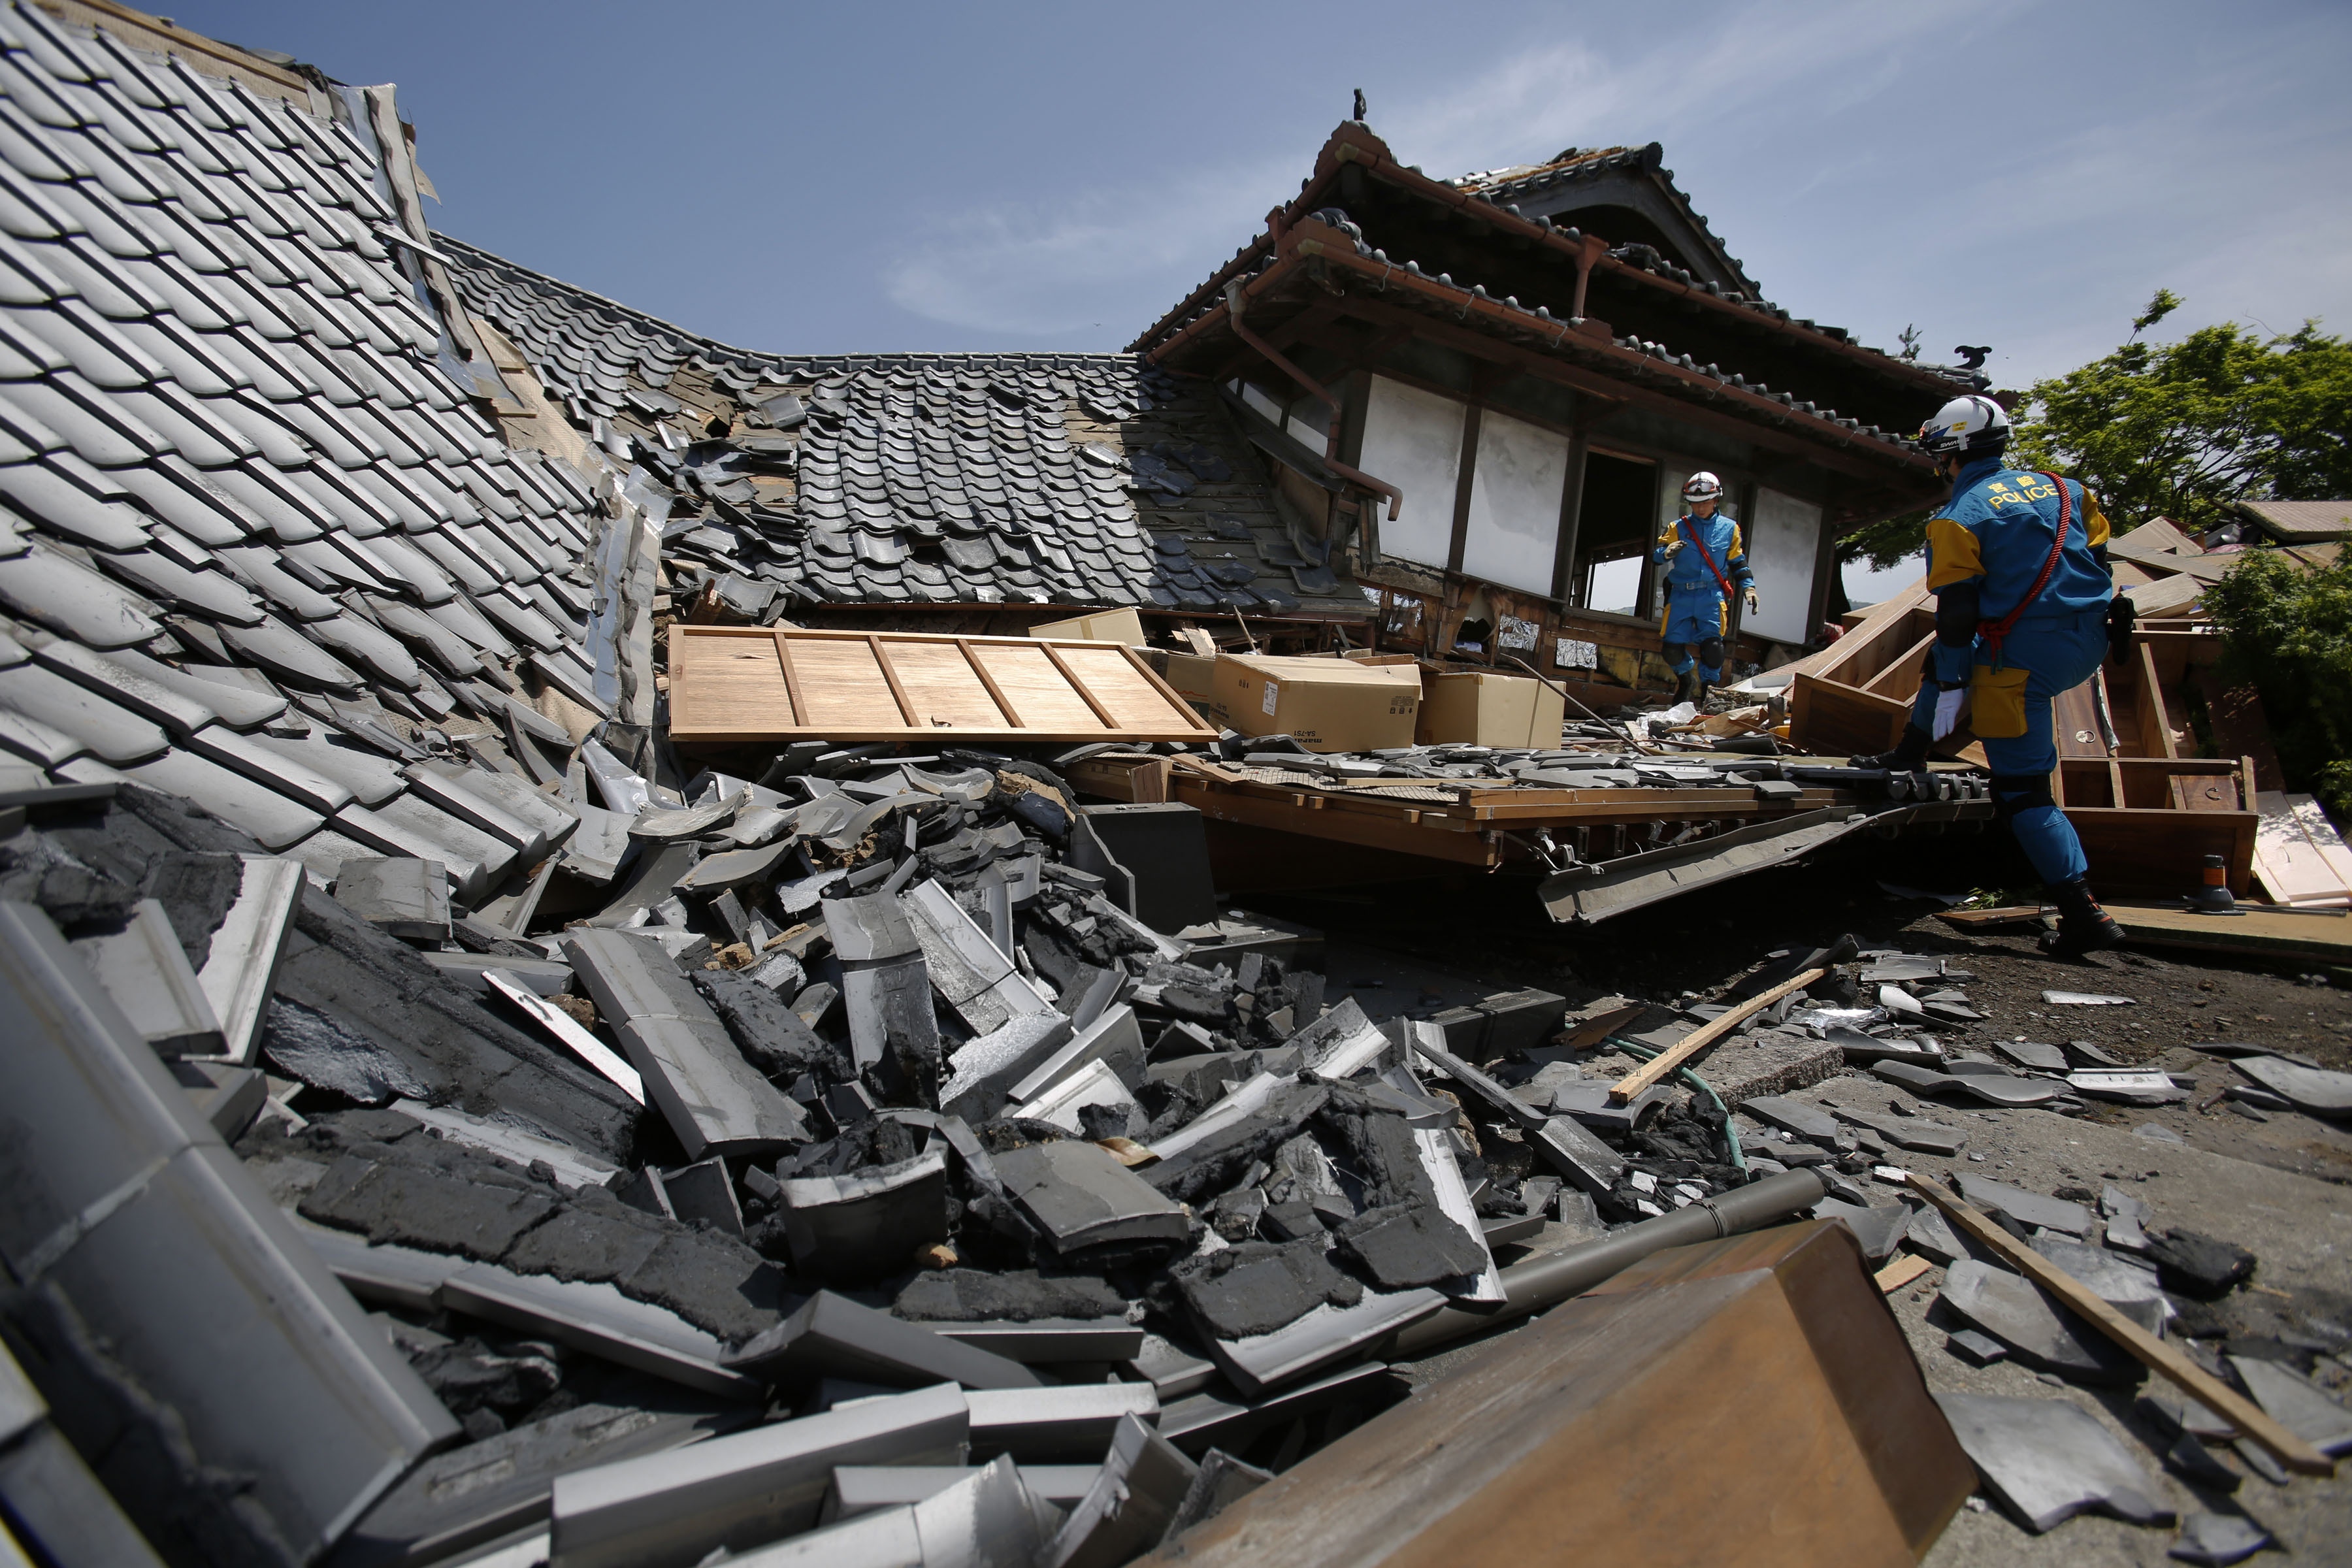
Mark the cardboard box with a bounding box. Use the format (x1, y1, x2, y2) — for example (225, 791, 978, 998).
(1027, 607, 1147, 645)
(1416, 670, 1567, 747)
(1214, 655, 1420, 751)
(1159, 652, 1228, 727)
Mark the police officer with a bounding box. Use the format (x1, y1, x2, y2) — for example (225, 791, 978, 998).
(1858, 394, 2123, 958)
(1652, 472, 1757, 706)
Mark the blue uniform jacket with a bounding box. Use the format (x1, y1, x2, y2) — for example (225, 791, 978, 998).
(1925, 454, 2112, 680)
(1652, 511, 1754, 597)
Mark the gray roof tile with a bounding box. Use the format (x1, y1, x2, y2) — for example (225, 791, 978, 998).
(123, 743, 322, 847)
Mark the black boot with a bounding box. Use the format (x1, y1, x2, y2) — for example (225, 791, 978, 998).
(1673, 668, 1700, 706)
(1852, 723, 1932, 772)
(2042, 877, 2124, 960)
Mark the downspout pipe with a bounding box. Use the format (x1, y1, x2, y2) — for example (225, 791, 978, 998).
(1222, 278, 1403, 521)
(1384, 1166, 1831, 1358)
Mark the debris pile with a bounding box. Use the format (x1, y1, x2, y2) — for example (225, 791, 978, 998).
(0, 743, 1776, 1568)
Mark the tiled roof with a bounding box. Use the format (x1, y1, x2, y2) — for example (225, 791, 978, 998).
(1130, 124, 1977, 410)
(0, 0, 1367, 898)
(0, 0, 615, 887)
(1147, 215, 1948, 470)
(440, 238, 1369, 617)
(1448, 140, 1760, 297)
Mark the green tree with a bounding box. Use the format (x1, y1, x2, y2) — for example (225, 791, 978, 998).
(1838, 292, 2352, 572)
(2203, 550, 2352, 821)
(2010, 291, 2352, 532)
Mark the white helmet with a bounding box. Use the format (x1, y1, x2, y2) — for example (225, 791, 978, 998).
(1916, 394, 2009, 459)
(1682, 471, 1723, 504)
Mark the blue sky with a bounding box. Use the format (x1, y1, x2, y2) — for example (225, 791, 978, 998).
(179, 0, 2352, 595)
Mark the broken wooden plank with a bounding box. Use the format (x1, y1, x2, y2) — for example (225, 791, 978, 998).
(1903, 1173, 2334, 1477)
(1607, 968, 1824, 1104)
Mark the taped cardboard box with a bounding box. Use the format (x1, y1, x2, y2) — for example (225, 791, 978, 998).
(1152, 653, 1420, 751)
(1416, 672, 1566, 748)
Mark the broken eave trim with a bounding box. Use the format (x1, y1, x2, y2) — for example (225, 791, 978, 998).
(1131, 123, 1963, 404)
(31, 0, 316, 101)
(1156, 221, 1940, 483)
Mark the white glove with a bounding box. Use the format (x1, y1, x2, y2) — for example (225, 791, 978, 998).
(1663, 536, 1685, 557)
(1743, 589, 1759, 614)
(1931, 685, 1966, 740)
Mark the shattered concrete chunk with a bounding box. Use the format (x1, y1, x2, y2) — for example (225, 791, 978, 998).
(262, 995, 436, 1104)
(300, 1152, 561, 1261)
(1332, 1202, 1490, 1290)
(1175, 1237, 1363, 1341)
(692, 968, 851, 1083)
(894, 1269, 1128, 1325)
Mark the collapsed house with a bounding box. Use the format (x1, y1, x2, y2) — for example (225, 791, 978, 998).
(0, 6, 2344, 1568)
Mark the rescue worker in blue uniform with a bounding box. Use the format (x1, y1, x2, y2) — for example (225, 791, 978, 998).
(1652, 472, 1757, 706)
(1856, 394, 2123, 958)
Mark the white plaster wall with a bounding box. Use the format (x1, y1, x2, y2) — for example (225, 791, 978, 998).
(1356, 376, 1465, 570)
(1462, 408, 1571, 596)
(1746, 487, 1823, 644)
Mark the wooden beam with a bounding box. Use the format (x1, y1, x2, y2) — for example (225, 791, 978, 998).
(956, 637, 1022, 727)
(1609, 968, 1826, 1103)
(867, 634, 917, 727)
(1904, 1174, 2336, 1477)
(771, 627, 807, 727)
(1447, 402, 1481, 573)
(1038, 641, 1119, 728)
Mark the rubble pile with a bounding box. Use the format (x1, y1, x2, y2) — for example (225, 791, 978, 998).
(1, 737, 1765, 1568)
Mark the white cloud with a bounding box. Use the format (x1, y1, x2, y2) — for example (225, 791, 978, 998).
(881, 1, 1967, 338)
(877, 0, 2347, 383)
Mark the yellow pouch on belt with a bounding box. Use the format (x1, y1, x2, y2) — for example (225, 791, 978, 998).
(1969, 664, 2029, 738)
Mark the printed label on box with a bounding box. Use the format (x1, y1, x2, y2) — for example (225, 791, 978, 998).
(1262, 682, 1281, 716)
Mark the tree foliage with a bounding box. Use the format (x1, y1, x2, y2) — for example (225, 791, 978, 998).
(2010, 291, 2352, 532)
(2204, 550, 2352, 821)
(1838, 291, 2352, 570)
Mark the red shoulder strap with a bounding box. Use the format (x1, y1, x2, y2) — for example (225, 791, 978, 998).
(1680, 518, 1737, 602)
(1976, 472, 2072, 664)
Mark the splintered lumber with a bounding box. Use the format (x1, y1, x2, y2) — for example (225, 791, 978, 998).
(666, 626, 1217, 744)
(1904, 1174, 2334, 1477)
(1607, 968, 1825, 1104)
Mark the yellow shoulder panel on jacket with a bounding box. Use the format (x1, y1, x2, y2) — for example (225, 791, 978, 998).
(2082, 487, 2110, 548)
(1925, 515, 1984, 589)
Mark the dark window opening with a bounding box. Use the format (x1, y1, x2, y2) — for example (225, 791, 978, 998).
(1572, 451, 1657, 615)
